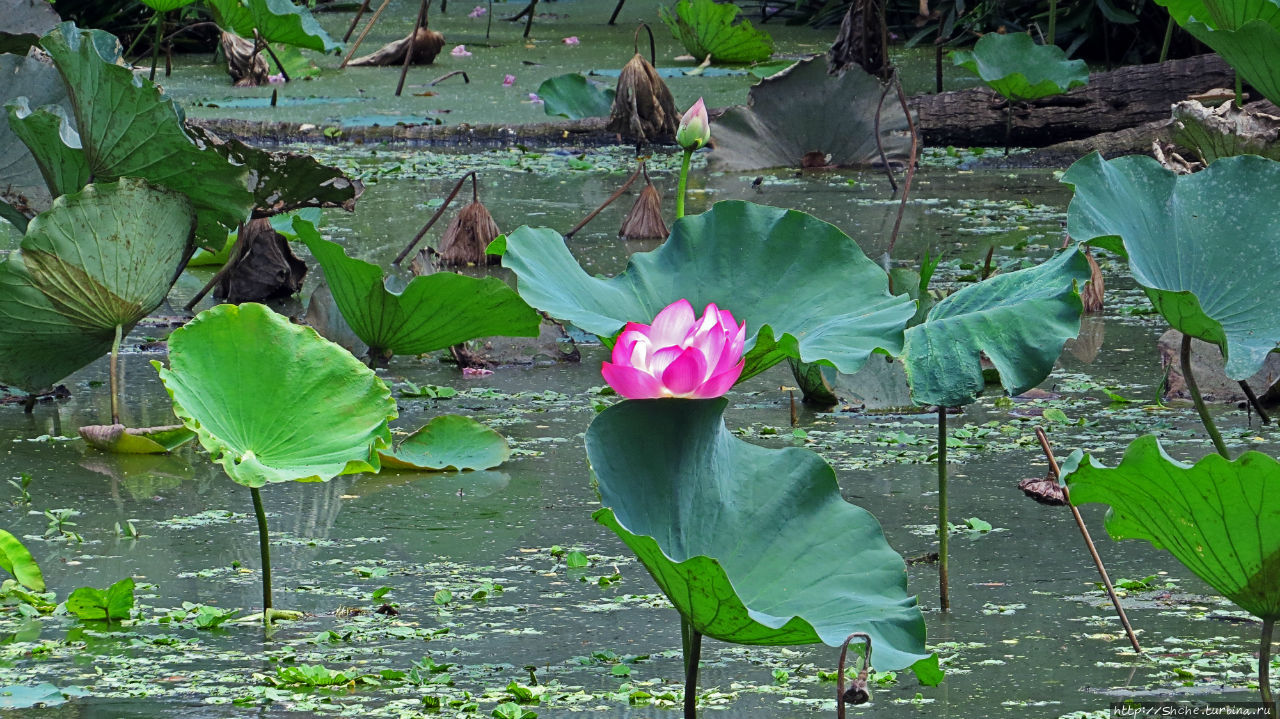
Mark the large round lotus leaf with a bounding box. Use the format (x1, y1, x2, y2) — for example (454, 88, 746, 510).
(1065, 434, 1280, 621)
(378, 415, 511, 471)
(0, 178, 195, 391)
(502, 201, 915, 381)
(206, 0, 341, 53)
(658, 0, 773, 64)
(950, 32, 1088, 101)
(1154, 0, 1280, 105)
(1064, 152, 1280, 380)
(36, 23, 252, 248)
(901, 247, 1091, 408)
(296, 220, 541, 361)
(154, 303, 397, 488)
(587, 398, 939, 683)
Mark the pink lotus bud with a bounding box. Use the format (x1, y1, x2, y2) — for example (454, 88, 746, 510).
(450, 45, 472, 57)
(601, 299, 746, 399)
(468, 5, 487, 17)
(676, 97, 710, 150)
(562, 36, 580, 45)
(503, 74, 516, 87)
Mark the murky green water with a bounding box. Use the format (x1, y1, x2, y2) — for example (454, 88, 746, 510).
(4, 140, 1278, 719)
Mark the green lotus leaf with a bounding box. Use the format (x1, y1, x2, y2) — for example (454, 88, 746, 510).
(1064, 152, 1280, 380)
(206, 0, 341, 53)
(78, 424, 196, 454)
(296, 219, 541, 362)
(537, 73, 616, 120)
(66, 577, 134, 622)
(378, 415, 511, 471)
(0, 529, 44, 592)
(587, 398, 939, 683)
(141, 0, 199, 10)
(659, 0, 773, 64)
(1154, 0, 1280, 105)
(0, 179, 195, 391)
(35, 23, 252, 248)
(190, 128, 362, 215)
(0, 53, 68, 214)
(5, 100, 88, 200)
(1065, 434, 1280, 620)
(154, 303, 397, 488)
(902, 247, 1091, 408)
(502, 201, 915, 381)
(950, 32, 1088, 101)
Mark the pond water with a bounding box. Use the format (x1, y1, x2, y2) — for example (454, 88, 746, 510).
(4, 141, 1277, 719)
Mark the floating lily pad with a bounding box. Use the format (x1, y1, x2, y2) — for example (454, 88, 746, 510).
(1065, 434, 1280, 620)
(950, 32, 1088, 101)
(537, 73, 616, 120)
(0, 179, 195, 392)
(1064, 152, 1280, 380)
(206, 0, 341, 53)
(78, 424, 196, 454)
(587, 398, 939, 682)
(659, 0, 774, 64)
(154, 303, 397, 488)
(501, 201, 914, 381)
(0, 683, 87, 709)
(902, 247, 1091, 407)
(296, 219, 540, 363)
(1155, 0, 1280, 105)
(379, 415, 511, 471)
(711, 58, 909, 171)
(0, 528, 44, 592)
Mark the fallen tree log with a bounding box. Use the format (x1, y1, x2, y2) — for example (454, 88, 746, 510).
(910, 53, 1235, 147)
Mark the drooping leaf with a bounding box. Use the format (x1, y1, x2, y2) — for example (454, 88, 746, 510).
(902, 247, 1091, 408)
(710, 58, 910, 172)
(296, 220, 541, 362)
(190, 208, 323, 267)
(1154, 0, 1280, 105)
(0, 52, 68, 214)
(536, 73, 616, 120)
(950, 32, 1089, 101)
(0, 179, 195, 391)
(0, 529, 44, 592)
(191, 128, 362, 215)
(1064, 152, 1280, 380)
(502, 201, 915, 381)
(587, 398, 939, 683)
(154, 303, 397, 488)
(78, 424, 196, 454)
(1171, 100, 1280, 163)
(35, 23, 252, 247)
(1065, 434, 1280, 620)
(379, 415, 511, 471)
(4, 100, 89, 199)
(206, 0, 342, 53)
(66, 577, 135, 622)
(659, 0, 774, 64)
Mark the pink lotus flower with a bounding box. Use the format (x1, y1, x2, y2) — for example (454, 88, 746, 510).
(562, 36, 580, 45)
(601, 299, 746, 399)
(468, 5, 487, 17)
(450, 45, 472, 57)
(502, 74, 515, 87)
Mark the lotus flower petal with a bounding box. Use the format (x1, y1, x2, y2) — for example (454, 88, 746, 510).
(601, 298, 745, 399)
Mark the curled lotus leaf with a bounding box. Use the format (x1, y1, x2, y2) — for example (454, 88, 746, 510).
(78, 424, 196, 454)
(587, 398, 940, 683)
(1064, 152, 1280, 380)
(1065, 434, 1280, 621)
(501, 201, 915, 381)
(902, 247, 1091, 408)
(0, 52, 68, 214)
(154, 303, 397, 488)
(0, 528, 44, 592)
(378, 415, 511, 471)
(950, 32, 1088, 101)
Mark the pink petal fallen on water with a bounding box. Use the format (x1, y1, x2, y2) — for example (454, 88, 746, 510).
(503, 74, 516, 87)
(450, 45, 472, 57)
(528, 93, 543, 104)
(562, 36, 580, 45)
(267, 73, 285, 84)
(468, 5, 487, 17)
(462, 367, 494, 377)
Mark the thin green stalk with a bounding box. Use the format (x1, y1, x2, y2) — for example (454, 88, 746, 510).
(683, 620, 702, 719)
(1261, 618, 1274, 707)
(149, 10, 165, 82)
(1236, 72, 1244, 109)
(109, 324, 123, 425)
(937, 406, 950, 611)
(251, 487, 273, 613)
(675, 148, 694, 219)
(1181, 334, 1230, 458)
(123, 12, 159, 60)
(1158, 15, 1175, 63)
(1047, 0, 1057, 45)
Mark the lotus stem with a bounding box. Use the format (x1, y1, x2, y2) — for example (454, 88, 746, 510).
(1261, 618, 1274, 706)
(1047, 0, 1057, 46)
(109, 324, 123, 426)
(395, 0, 431, 97)
(1181, 334, 1230, 459)
(1004, 102, 1013, 156)
(343, 0, 372, 42)
(1158, 15, 1174, 63)
(608, 0, 626, 25)
(254, 30, 290, 83)
(123, 11, 158, 61)
(676, 148, 694, 219)
(886, 72, 918, 259)
(937, 406, 950, 612)
(250, 487, 273, 617)
(393, 171, 478, 265)
(681, 617, 702, 719)
(523, 0, 537, 38)
(1239, 381, 1271, 424)
(1036, 428, 1141, 652)
(565, 164, 642, 239)
(149, 10, 164, 82)
(872, 81, 898, 192)
(836, 633, 872, 718)
(341, 0, 393, 68)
